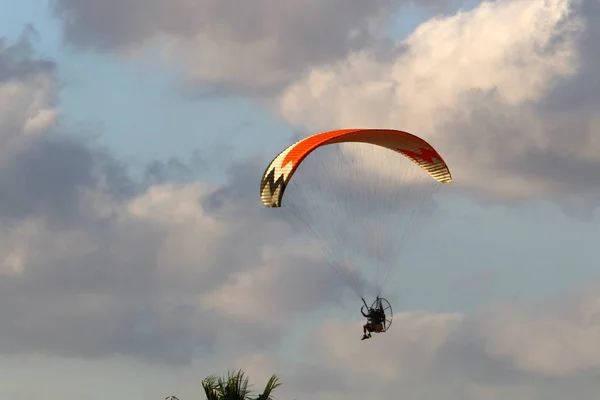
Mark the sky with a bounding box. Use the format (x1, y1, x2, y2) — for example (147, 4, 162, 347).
(1, 0, 600, 399)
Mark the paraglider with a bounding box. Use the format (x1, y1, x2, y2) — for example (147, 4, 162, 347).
(259, 128, 452, 339)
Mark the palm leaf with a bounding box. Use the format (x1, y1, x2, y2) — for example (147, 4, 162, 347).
(201, 369, 281, 400)
(202, 375, 221, 400)
(255, 375, 281, 400)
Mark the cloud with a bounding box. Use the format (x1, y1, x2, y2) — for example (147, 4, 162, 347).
(0, 28, 57, 149)
(278, 0, 600, 209)
(229, 284, 600, 400)
(5, 282, 600, 399)
(0, 31, 346, 365)
(0, 160, 346, 364)
(49, 0, 453, 94)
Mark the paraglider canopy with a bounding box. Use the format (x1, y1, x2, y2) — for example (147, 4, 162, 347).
(260, 128, 452, 208)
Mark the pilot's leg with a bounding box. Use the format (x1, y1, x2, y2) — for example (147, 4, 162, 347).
(362, 324, 370, 340)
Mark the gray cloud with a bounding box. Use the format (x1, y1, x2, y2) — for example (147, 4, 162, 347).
(0, 33, 345, 365)
(0, 152, 345, 364)
(0, 26, 55, 82)
(541, 0, 600, 114)
(49, 0, 456, 94)
(245, 285, 600, 400)
(0, 134, 134, 227)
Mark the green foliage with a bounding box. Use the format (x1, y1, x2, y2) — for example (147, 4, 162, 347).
(201, 369, 281, 400)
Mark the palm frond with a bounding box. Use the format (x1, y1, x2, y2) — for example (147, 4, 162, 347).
(201, 369, 281, 400)
(202, 375, 221, 400)
(255, 375, 281, 400)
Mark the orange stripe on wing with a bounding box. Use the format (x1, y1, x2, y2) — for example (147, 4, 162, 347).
(281, 129, 362, 168)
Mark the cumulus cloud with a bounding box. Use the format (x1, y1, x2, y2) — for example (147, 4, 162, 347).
(278, 0, 600, 208)
(231, 285, 600, 400)
(0, 31, 346, 365)
(5, 283, 600, 400)
(49, 0, 457, 94)
(0, 158, 346, 363)
(0, 28, 57, 153)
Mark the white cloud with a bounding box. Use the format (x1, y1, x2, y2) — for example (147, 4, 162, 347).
(277, 0, 598, 204)
(245, 286, 600, 400)
(463, 291, 600, 376)
(126, 182, 229, 286)
(0, 67, 57, 160)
